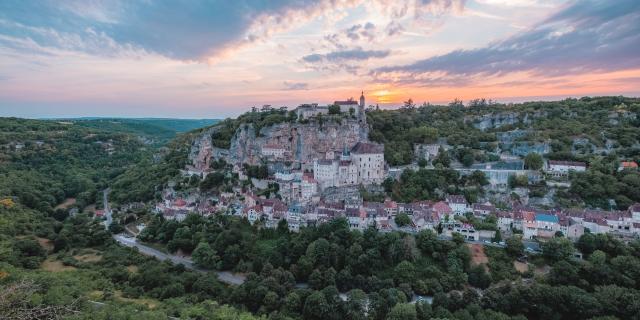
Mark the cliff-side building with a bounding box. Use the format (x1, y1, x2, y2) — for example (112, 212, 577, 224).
(314, 141, 384, 189)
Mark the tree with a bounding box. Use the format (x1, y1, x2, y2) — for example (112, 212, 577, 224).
(328, 104, 341, 114)
(108, 221, 125, 234)
(505, 237, 524, 257)
(468, 264, 491, 289)
(542, 237, 575, 263)
(403, 99, 416, 110)
(524, 153, 543, 170)
(345, 289, 368, 320)
(492, 229, 502, 243)
(303, 292, 329, 320)
(13, 238, 47, 269)
(394, 260, 416, 285)
(199, 171, 225, 191)
(433, 147, 450, 167)
(395, 213, 411, 227)
(192, 242, 219, 269)
(283, 292, 302, 316)
(387, 303, 417, 320)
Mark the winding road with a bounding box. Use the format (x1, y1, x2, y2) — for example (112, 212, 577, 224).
(113, 234, 246, 285)
(104, 189, 246, 286)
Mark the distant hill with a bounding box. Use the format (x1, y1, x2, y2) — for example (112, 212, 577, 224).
(61, 118, 220, 144)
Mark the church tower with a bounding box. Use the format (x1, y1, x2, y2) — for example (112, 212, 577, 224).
(358, 91, 366, 124)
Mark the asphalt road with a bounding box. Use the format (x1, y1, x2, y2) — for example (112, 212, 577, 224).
(103, 188, 112, 228)
(113, 234, 246, 286)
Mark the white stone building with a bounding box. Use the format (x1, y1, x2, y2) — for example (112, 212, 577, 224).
(350, 142, 385, 185)
(446, 195, 469, 215)
(313, 142, 385, 189)
(261, 144, 286, 159)
(546, 160, 587, 176)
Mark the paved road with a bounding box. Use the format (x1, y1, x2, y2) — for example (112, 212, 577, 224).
(102, 188, 112, 229)
(113, 234, 246, 286)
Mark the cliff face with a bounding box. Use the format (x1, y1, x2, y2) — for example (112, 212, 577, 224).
(188, 119, 369, 169)
(230, 119, 369, 164)
(187, 126, 230, 172)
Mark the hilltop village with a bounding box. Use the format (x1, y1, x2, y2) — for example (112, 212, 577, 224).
(150, 94, 640, 246)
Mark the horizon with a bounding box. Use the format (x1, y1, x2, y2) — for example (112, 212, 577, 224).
(1, 0, 639, 118)
(9, 93, 636, 121)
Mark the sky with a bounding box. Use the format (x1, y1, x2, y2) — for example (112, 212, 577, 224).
(0, 0, 639, 119)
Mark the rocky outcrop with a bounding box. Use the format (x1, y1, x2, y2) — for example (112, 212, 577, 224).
(187, 126, 229, 172)
(188, 118, 369, 169)
(229, 119, 369, 165)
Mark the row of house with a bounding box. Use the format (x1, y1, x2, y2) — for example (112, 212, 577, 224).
(496, 204, 640, 240)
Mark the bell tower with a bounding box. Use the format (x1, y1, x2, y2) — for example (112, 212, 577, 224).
(358, 91, 366, 124)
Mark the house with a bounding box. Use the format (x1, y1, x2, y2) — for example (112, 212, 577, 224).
(383, 199, 398, 215)
(618, 161, 638, 171)
(413, 144, 442, 161)
(261, 144, 286, 159)
(445, 195, 469, 215)
(243, 205, 262, 225)
(334, 92, 365, 117)
(559, 217, 585, 240)
(286, 203, 303, 232)
(432, 201, 453, 220)
(300, 174, 318, 202)
(472, 202, 495, 217)
(461, 160, 528, 186)
(496, 211, 513, 231)
(535, 213, 560, 238)
(442, 222, 479, 241)
(521, 211, 537, 239)
(630, 203, 640, 221)
(546, 160, 587, 177)
(296, 103, 328, 119)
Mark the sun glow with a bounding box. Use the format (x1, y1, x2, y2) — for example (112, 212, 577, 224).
(373, 90, 393, 104)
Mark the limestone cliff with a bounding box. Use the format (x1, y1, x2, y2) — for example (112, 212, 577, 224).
(188, 118, 369, 169)
(187, 126, 229, 172)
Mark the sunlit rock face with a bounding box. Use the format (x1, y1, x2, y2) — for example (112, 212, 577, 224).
(188, 118, 369, 170)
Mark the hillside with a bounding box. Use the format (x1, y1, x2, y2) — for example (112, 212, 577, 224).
(367, 96, 640, 209)
(0, 117, 256, 319)
(69, 118, 220, 145)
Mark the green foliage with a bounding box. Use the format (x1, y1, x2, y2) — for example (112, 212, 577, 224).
(394, 213, 411, 227)
(524, 152, 543, 170)
(542, 237, 576, 263)
(192, 242, 219, 269)
(328, 104, 341, 114)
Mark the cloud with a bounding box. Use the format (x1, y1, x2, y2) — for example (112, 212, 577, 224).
(373, 0, 640, 82)
(303, 48, 391, 63)
(0, 0, 469, 63)
(301, 47, 392, 75)
(0, 0, 359, 61)
(283, 81, 309, 90)
(345, 22, 376, 41)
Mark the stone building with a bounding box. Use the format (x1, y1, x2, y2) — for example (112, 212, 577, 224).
(314, 142, 384, 189)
